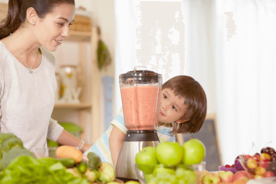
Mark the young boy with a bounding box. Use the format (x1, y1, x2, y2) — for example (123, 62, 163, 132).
(85, 75, 207, 166)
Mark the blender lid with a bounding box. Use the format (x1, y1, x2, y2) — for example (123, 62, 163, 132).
(120, 68, 162, 83)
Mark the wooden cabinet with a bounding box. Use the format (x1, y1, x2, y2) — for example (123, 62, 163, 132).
(54, 27, 100, 144)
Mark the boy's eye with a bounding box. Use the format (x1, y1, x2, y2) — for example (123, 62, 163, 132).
(172, 106, 177, 111)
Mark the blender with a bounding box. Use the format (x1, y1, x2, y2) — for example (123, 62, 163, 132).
(115, 67, 162, 182)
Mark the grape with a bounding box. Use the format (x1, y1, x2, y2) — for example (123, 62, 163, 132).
(168, 175, 178, 182)
(261, 148, 266, 154)
(269, 163, 276, 171)
(149, 176, 159, 183)
(271, 154, 276, 162)
(179, 179, 187, 184)
(157, 180, 166, 184)
(156, 173, 171, 180)
(269, 148, 276, 156)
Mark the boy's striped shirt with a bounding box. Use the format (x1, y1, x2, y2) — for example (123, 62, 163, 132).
(84, 108, 175, 165)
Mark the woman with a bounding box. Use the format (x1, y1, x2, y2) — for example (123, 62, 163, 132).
(0, 0, 91, 152)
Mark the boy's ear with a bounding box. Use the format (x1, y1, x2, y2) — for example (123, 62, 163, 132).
(176, 118, 190, 124)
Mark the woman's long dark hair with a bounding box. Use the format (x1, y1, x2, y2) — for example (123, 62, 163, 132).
(0, 0, 75, 40)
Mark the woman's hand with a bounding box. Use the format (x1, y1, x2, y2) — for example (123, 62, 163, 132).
(81, 143, 93, 153)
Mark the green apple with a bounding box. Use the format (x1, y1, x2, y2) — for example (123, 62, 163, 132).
(182, 139, 206, 165)
(156, 142, 184, 166)
(135, 146, 158, 174)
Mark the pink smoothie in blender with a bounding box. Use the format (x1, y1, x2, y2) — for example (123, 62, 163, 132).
(121, 85, 160, 130)
(116, 68, 162, 181)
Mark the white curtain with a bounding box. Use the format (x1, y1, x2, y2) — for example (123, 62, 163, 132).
(114, 0, 276, 165)
(114, 0, 214, 112)
(213, 0, 276, 164)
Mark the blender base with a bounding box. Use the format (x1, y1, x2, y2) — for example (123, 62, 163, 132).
(115, 140, 159, 181)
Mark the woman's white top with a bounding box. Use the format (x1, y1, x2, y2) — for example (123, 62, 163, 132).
(0, 41, 64, 150)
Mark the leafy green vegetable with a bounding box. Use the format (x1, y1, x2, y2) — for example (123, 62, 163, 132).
(97, 39, 112, 70)
(0, 156, 90, 184)
(0, 133, 22, 157)
(0, 133, 17, 144)
(0, 147, 34, 171)
(1, 137, 23, 152)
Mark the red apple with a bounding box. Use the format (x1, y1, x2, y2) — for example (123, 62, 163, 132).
(243, 155, 252, 160)
(247, 158, 258, 169)
(259, 160, 270, 168)
(203, 173, 221, 184)
(233, 171, 251, 182)
(263, 171, 275, 178)
(253, 155, 260, 162)
(249, 173, 255, 179)
(255, 166, 266, 175)
(218, 171, 233, 183)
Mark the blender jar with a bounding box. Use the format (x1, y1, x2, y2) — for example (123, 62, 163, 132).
(119, 67, 162, 130)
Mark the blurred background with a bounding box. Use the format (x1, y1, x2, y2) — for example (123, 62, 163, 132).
(1, 0, 276, 170)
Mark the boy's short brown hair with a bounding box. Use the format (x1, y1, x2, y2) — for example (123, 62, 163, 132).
(162, 75, 207, 134)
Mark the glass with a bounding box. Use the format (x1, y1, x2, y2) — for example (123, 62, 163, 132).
(31, 147, 58, 158)
(119, 66, 162, 130)
(135, 162, 206, 184)
(239, 155, 276, 179)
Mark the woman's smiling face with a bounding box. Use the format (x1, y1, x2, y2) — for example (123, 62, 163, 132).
(158, 88, 188, 124)
(34, 3, 75, 51)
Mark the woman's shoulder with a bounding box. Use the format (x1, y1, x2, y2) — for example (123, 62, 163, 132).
(0, 41, 8, 54)
(0, 41, 9, 67)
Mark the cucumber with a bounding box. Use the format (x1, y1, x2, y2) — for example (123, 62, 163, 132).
(77, 159, 87, 174)
(57, 158, 75, 168)
(87, 152, 102, 170)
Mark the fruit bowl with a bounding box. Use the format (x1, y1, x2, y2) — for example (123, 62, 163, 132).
(31, 147, 58, 158)
(135, 162, 206, 184)
(238, 154, 276, 179)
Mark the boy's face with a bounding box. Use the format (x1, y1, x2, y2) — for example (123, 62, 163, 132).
(158, 88, 188, 124)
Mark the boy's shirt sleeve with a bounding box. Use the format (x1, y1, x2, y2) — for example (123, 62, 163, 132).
(84, 125, 114, 165)
(111, 107, 127, 134)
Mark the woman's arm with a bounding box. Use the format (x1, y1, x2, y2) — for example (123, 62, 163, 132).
(56, 129, 92, 153)
(109, 126, 126, 167)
